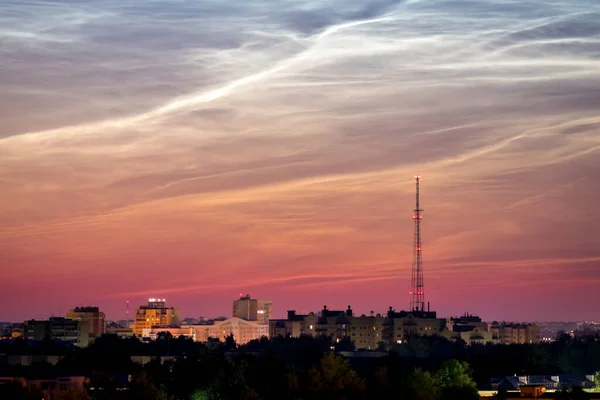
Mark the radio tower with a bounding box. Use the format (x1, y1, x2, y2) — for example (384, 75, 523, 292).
(410, 175, 425, 312)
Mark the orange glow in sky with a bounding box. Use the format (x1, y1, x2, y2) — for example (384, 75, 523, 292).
(1, 0, 599, 322)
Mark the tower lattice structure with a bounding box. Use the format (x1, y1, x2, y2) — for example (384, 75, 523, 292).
(409, 175, 425, 312)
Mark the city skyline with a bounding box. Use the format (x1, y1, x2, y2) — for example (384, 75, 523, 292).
(1, 0, 600, 322)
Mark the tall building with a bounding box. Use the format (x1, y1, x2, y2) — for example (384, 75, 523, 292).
(23, 317, 90, 347)
(65, 307, 105, 339)
(232, 294, 272, 324)
(133, 298, 181, 336)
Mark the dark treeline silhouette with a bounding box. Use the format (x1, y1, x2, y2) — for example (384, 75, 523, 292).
(0, 333, 599, 399)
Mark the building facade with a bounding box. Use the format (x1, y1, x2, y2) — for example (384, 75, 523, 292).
(270, 305, 447, 350)
(190, 317, 269, 345)
(133, 298, 181, 336)
(23, 317, 90, 347)
(491, 323, 541, 344)
(383, 308, 447, 345)
(440, 313, 494, 345)
(348, 313, 385, 350)
(137, 318, 269, 345)
(232, 294, 272, 324)
(65, 307, 105, 339)
(269, 310, 318, 338)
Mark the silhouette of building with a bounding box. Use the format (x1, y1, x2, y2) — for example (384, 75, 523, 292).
(65, 306, 105, 339)
(490, 322, 541, 344)
(23, 317, 90, 347)
(269, 310, 318, 338)
(133, 298, 180, 336)
(440, 313, 494, 345)
(232, 294, 272, 324)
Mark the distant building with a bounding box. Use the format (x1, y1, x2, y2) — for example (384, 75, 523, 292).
(269, 310, 318, 338)
(0, 324, 23, 340)
(383, 307, 447, 345)
(190, 317, 268, 344)
(105, 324, 135, 338)
(23, 317, 90, 347)
(490, 322, 541, 344)
(441, 313, 493, 345)
(141, 318, 268, 345)
(133, 298, 181, 336)
(348, 311, 385, 350)
(142, 327, 195, 340)
(490, 374, 595, 391)
(232, 294, 272, 324)
(573, 325, 600, 338)
(270, 305, 446, 350)
(65, 307, 105, 339)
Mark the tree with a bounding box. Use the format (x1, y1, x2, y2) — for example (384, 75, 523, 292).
(435, 360, 478, 400)
(439, 385, 479, 400)
(435, 359, 477, 389)
(594, 371, 600, 392)
(225, 334, 237, 350)
(402, 369, 438, 400)
(156, 331, 173, 341)
(190, 390, 209, 400)
(129, 371, 172, 400)
(334, 337, 355, 352)
(308, 352, 365, 399)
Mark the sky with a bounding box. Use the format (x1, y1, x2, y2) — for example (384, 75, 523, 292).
(1, 0, 599, 323)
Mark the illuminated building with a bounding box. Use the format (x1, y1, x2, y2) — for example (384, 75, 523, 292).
(139, 318, 268, 344)
(65, 306, 105, 339)
(191, 317, 269, 344)
(232, 294, 272, 324)
(142, 327, 195, 340)
(133, 298, 181, 336)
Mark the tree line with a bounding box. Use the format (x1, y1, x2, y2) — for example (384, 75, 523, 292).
(0, 333, 599, 399)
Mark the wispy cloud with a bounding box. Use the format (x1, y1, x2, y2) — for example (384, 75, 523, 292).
(1, 0, 599, 321)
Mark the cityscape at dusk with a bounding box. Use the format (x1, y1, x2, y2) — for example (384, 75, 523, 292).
(2, 1, 600, 399)
(1, 0, 600, 324)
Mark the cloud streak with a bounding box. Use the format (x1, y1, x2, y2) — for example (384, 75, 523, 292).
(0, 0, 599, 321)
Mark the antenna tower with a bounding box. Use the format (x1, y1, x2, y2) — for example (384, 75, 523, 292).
(410, 175, 425, 312)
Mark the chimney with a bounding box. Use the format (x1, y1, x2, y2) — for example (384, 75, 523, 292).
(428, 302, 430, 312)
(287, 310, 296, 319)
(346, 305, 353, 317)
